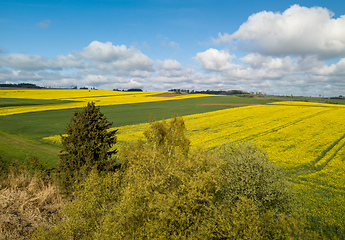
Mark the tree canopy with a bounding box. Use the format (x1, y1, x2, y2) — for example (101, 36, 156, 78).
(56, 102, 118, 190)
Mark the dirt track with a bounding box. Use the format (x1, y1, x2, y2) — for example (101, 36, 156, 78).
(148, 93, 186, 97)
(198, 103, 261, 106)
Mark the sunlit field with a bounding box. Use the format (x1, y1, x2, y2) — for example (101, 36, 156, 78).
(1, 89, 345, 235)
(78, 101, 344, 231)
(0, 89, 209, 116)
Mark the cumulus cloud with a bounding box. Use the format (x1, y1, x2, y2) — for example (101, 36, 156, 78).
(314, 58, 345, 77)
(1, 32, 345, 96)
(194, 48, 239, 71)
(156, 59, 194, 77)
(0, 53, 84, 70)
(193, 47, 345, 96)
(204, 5, 345, 95)
(214, 5, 345, 59)
(240, 53, 292, 70)
(80, 41, 154, 77)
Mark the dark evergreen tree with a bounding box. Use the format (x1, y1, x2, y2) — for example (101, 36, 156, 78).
(57, 102, 118, 190)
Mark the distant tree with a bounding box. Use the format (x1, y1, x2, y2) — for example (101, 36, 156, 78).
(127, 88, 143, 92)
(56, 102, 118, 190)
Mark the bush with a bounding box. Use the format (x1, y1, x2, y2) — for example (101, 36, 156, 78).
(215, 142, 296, 214)
(32, 171, 121, 239)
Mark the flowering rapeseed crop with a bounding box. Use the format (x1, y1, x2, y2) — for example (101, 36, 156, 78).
(43, 101, 345, 230)
(111, 102, 345, 229)
(0, 89, 209, 116)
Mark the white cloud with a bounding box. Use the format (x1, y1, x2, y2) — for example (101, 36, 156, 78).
(156, 59, 182, 69)
(2, 36, 345, 96)
(193, 47, 345, 96)
(0, 54, 47, 70)
(240, 53, 294, 71)
(80, 41, 154, 77)
(214, 5, 345, 59)
(317, 58, 345, 75)
(156, 59, 194, 77)
(81, 41, 128, 62)
(0, 53, 84, 70)
(194, 48, 239, 71)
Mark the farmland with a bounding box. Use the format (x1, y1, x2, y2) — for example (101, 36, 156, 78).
(0, 89, 345, 236)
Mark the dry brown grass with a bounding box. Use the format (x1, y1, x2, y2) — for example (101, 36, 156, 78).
(0, 172, 63, 240)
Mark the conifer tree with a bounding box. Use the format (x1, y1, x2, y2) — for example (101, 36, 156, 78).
(57, 102, 118, 190)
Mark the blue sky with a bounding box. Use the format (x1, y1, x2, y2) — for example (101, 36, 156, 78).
(1, 0, 345, 96)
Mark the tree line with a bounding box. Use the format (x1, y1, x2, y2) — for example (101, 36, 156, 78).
(168, 89, 248, 95)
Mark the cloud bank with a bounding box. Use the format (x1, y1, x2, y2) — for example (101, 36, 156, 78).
(214, 4, 345, 59)
(1, 5, 345, 96)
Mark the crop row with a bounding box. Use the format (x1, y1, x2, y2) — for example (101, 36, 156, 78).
(0, 89, 209, 116)
(44, 102, 344, 170)
(44, 102, 345, 171)
(44, 101, 345, 171)
(115, 102, 345, 229)
(43, 101, 345, 229)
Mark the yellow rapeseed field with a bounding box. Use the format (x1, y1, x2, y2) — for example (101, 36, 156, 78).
(99, 101, 345, 228)
(41, 100, 345, 230)
(0, 89, 209, 116)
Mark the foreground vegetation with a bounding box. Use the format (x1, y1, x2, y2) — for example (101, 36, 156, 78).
(34, 113, 327, 239)
(0, 157, 63, 240)
(103, 101, 345, 235)
(1, 89, 345, 238)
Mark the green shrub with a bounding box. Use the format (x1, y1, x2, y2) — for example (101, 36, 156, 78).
(33, 171, 121, 239)
(143, 114, 190, 156)
(56, 102, 118, 191)
(215, 142, 296, 214)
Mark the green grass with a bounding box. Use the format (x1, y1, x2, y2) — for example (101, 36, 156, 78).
(0, 95, 273, 166)
(249, 94, 345, 105)
(0, 96, 273, 141)
(0, 98, 73, 107)
(0, 94, 340, 167)
(0, 130, 60, 167)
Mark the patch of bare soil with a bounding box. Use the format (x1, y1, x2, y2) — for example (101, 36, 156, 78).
(0, 87, 39, 90)
(0, 174, 63, 240)
(148, 93, 187, 97)
(0, 87, 22, 90)
(198, 103, 261, 106)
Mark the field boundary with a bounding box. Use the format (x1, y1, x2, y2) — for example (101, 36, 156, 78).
(147, 93, 187, 97)
(198, 103, 261, 106)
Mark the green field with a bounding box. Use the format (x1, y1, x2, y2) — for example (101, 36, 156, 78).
(1, 92, 345, 238)
(0, 95, 272, 166)
(0, 98, 74, 108)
